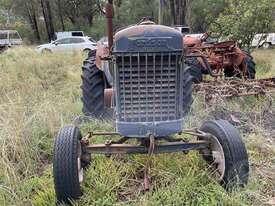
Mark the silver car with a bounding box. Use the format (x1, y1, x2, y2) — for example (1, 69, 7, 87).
(36, 36, 96, 54)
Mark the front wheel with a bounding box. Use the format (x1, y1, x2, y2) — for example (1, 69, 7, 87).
(199, 120, 249, 190)
(53, 126, 84, 204)
(42, 48, 52, 54)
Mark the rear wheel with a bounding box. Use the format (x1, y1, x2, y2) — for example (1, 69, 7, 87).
(53, 126, 84, 204)
(185, 57, 203, 83)
(199, 120, 249, 190)
(224, 56, 256, 79)
(81, 50, 107, 118)
(182, 66, 194, 116)
(262, 42, 271, 49)
(246, 57, 256, 79)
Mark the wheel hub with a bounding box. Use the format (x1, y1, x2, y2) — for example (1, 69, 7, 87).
(77, 143, 84, 183)
(201, 135, 225, 181)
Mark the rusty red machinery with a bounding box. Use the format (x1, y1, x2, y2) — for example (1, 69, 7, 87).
(183, 33, 275, 99)
(52, 0, 250, 204)
(183, 33, 256, 81)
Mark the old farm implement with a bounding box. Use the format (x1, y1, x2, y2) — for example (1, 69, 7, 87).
(193, 77, 275, 100)
(52, 1, 250, 204)
(183, 33, 275, 99)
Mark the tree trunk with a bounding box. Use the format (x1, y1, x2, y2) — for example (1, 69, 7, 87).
(57, 0, 65, 31)
(158, 0, 165, 25)
(170, 0, 190, 26)
(169, 0, 176, 25)
(25, 2, 41, 42)
(41, 0, 55, 42)
(46, 0, 55, 39)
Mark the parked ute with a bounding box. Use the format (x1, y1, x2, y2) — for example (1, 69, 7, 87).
(251, 33, 275, 49)
(0, 30, 22, 53)
(36, 36, 96, 54)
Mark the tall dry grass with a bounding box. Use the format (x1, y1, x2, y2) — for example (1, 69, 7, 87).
(0, 46, 83, 204)
(252, 48, 275, 77)
(0, 47, 274, 206)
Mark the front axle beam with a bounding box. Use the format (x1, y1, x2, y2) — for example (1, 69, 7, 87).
(84, 141, 208, 155)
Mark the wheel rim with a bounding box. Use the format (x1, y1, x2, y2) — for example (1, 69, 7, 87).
(202, 135, 225, 181)
(263, 43, 269, 49)
(77, 142, 84, 183)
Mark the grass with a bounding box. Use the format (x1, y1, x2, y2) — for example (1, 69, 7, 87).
(0, 46, 274, 206)
(252, 49, 275, 77)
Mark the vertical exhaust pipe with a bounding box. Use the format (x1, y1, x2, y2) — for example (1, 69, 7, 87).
(106, 0, 114, 51)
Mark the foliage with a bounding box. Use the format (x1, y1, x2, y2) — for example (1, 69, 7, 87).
(211, 0, 274, 49)
(0, 0, 274, 44)
(190, 0, 227, 32)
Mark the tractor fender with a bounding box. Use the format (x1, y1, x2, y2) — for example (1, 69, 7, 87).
(96, 42, 110, 69)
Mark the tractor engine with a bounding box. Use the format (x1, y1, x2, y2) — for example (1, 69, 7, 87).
(113, 21, 185, 138)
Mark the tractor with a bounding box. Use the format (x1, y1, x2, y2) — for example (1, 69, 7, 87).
(53, 0, 249, 204)
(183, 33, 256, 83)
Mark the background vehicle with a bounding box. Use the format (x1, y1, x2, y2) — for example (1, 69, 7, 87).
(0, 30, 22, 53)
(36, 36, 96, 53)
(52, 1, 249, 204)
(174, 25, 190, 34)
(55, 31, 85, 39)
(251, 33, 275, 49)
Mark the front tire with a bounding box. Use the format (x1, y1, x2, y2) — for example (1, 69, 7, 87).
(53, 126, 84, 204)
(199, 120, 249, 190)
(42, 48, 52, 54)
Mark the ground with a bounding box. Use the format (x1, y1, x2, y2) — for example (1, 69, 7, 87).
(0, 47, 274, 206)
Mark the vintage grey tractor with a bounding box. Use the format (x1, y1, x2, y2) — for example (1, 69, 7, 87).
(52, 1, 249, 204)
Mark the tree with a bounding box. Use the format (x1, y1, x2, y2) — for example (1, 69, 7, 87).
(169, 0, 190, 26)
(41, 0, 55, 41)
(189, 0, 227, 32)
(25, 1, 41, 41)
(212, 0, 274, 49)
(56, 0, 65, 31)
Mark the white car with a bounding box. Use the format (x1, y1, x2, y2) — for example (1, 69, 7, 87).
(251, 33, 275, 49)
(36, 36, 96, 54)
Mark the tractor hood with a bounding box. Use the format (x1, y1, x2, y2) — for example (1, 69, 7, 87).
(114, 23, 183, 53)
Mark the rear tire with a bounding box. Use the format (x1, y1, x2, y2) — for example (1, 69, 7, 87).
(262, 42, 271, 49)
(199, 120, 249, 190)
(185, 57, 203, 83)
(182, 66, 194, 116)
(81, 50, 106, 118)
(246, 57, 256, 79)
(224, 56, 256, 79)
(53, 126, 84, 204)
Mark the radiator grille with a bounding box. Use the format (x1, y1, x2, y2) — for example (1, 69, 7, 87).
(115, 52, 182, 122)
